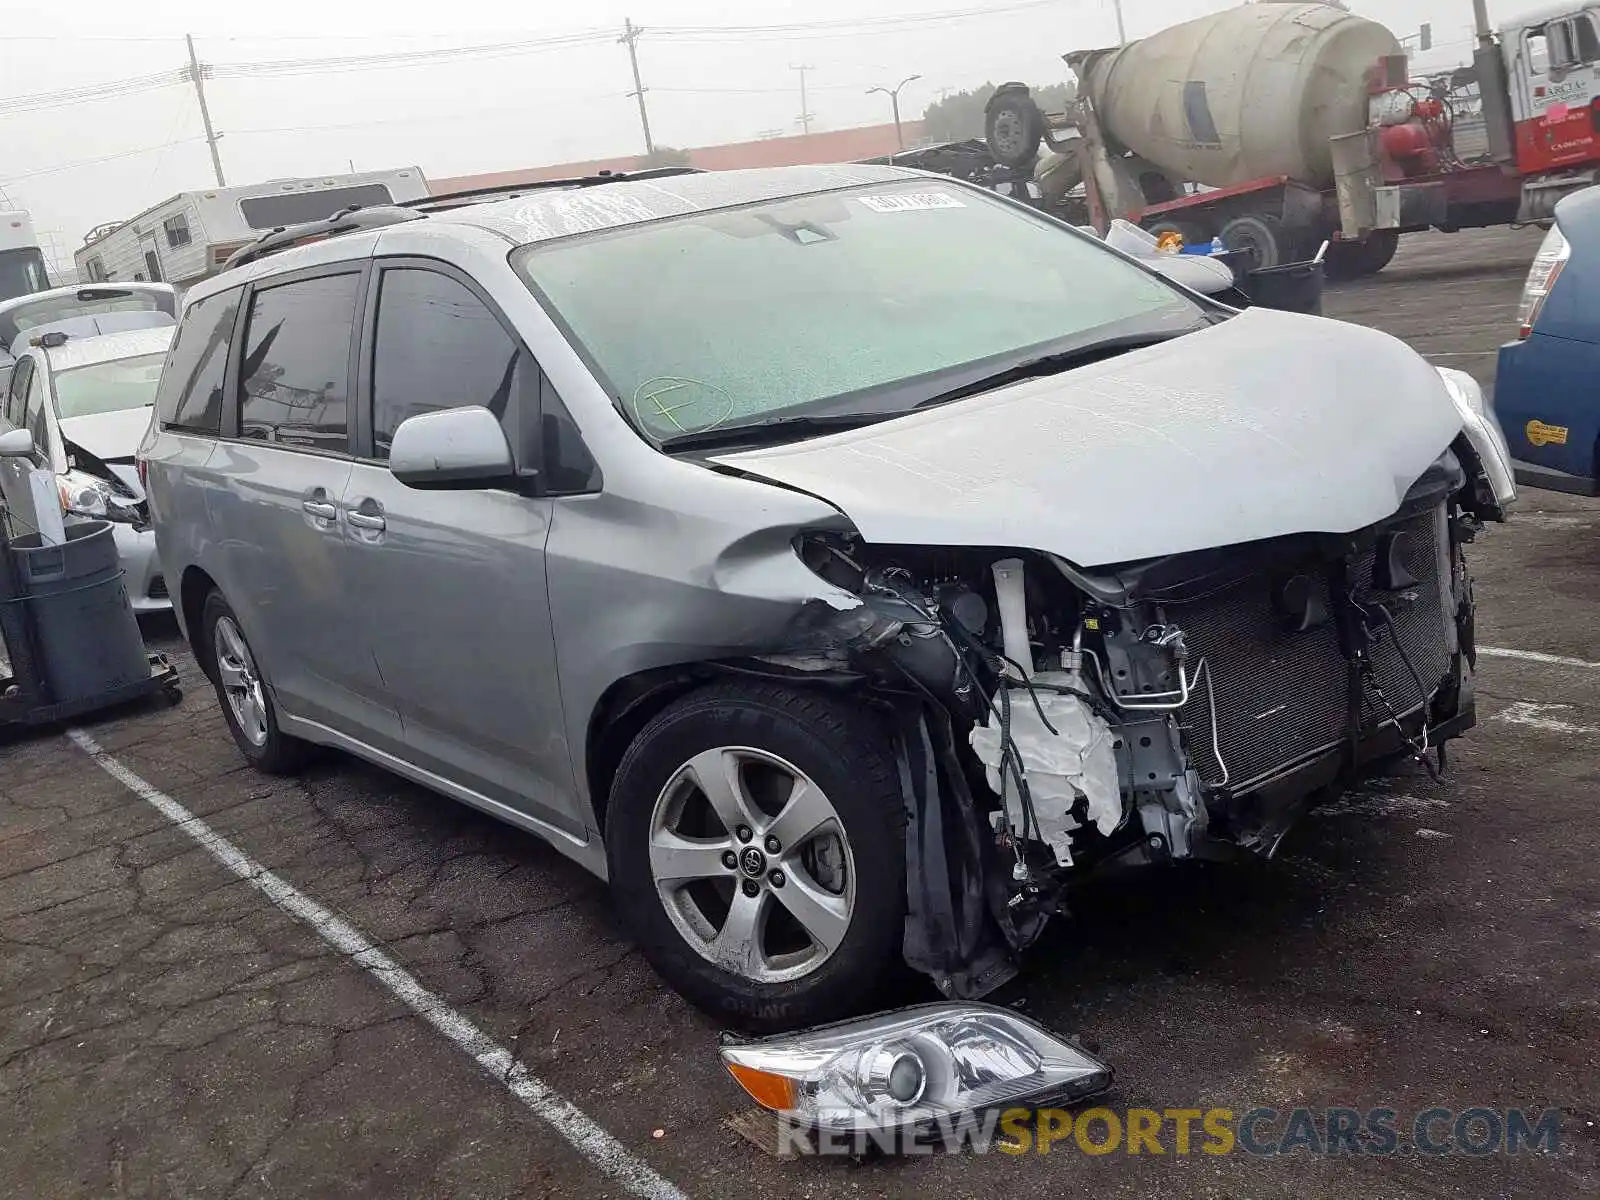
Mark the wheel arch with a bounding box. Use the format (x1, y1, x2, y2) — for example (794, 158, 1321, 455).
(584, 660, 870, 837)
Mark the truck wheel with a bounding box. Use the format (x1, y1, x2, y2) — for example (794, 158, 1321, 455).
(606, 680, 907, 1033)
(986, 88, 1045, 169)
(1326, 230, 1400, 280)
(1219, 213, 1293, 271)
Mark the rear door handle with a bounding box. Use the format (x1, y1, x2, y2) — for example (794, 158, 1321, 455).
(347, 510, 386, 531)
(302, 499, 338, 520)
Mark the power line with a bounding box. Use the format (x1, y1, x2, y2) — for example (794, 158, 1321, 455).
(0, 138, 206, 185)
(0, 68, 187, 116)
(207, 29, 613, 78)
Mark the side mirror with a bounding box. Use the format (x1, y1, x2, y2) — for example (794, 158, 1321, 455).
(0, 428, 34, 458)
(389, 405, 517, 489)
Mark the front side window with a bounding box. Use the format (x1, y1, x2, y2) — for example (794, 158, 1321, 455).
(239, 273, 359, 451)
(52, 353, 166, 420)
(24, 368, 49, 456)
(6, 358, 33, 426)
(370, 268, 524, 458)
(516, 181, 1202, 445)
(155, 287, 241, 434)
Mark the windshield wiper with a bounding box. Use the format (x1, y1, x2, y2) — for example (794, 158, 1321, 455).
(910, 330, 1195, 411)
(657, 410, 903, 453)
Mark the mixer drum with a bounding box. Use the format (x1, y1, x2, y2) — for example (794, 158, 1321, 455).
(1077, 2, 1401, 190)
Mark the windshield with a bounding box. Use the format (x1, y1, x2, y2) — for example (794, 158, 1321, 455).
(53, 353, 166, 420)
(0, 248, 50, 305)
(515, 181, 1203, 443)
(1, 290, 174, 350)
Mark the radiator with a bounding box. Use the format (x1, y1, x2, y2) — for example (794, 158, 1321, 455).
(1172, 505, 1454, 790)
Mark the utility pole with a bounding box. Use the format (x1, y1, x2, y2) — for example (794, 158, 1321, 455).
(619, 19, 655, 155)
(186, 35, 226, 187)
(1111, 0, 1127, 44)
(791, 64, 815, 135)
(867, 75, 922, 149)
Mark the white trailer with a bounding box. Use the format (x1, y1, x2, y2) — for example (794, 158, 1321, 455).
(75, 167, 428, 290)
(0, 210, 50, 304)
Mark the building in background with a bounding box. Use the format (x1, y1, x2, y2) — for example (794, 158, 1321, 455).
(430, 122, 928, 194)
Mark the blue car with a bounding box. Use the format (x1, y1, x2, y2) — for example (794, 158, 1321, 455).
(1496, 186, 1600, 494)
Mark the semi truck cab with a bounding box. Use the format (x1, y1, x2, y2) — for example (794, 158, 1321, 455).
(1506, 5, 1600, 174)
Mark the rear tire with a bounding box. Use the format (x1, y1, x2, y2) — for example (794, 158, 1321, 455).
(1325, 230, 1400, 280)
(1219, 212, 1293, 271)
(607, 680, 907, 1033)
(200, 590, 308, 775)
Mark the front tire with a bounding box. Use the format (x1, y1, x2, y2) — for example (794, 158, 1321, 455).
(607, 681, 907, 1033)
(200, 590, 307, 774)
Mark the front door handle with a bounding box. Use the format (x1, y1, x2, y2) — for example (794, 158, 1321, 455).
(347, 510, 386, 531)
(302, 499, 338, 520)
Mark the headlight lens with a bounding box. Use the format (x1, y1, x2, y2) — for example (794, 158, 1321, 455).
(57, 469, 142, 523)
(58, 470, 110, 518)
(720, 1002, 1112, 1134)
(1515, 223, 1569, 338)
(1436, 367, 1516, 509)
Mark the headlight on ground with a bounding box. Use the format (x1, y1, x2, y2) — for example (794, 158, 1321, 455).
(719, 1002, 1112, 1134)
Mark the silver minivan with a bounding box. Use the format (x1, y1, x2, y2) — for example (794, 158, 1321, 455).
(141, 165, 1513, 1032)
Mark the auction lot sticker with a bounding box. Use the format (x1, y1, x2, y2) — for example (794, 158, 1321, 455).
(856, 192, 966, 212)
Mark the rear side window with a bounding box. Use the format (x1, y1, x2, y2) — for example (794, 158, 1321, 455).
(155, 287, 241, 434)
(239, 273, 359, 452)
(370, 268, 524, 459)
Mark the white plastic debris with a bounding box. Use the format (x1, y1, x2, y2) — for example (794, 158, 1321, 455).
(969, 680, 1123, 865)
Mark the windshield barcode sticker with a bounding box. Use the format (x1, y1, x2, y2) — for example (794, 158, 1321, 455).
(855, 192, 965, 213)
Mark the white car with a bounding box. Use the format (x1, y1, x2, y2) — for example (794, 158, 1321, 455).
(1, 325, 173, 612)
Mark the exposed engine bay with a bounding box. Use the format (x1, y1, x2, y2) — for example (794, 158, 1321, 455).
(777, 440, 1497, 1001)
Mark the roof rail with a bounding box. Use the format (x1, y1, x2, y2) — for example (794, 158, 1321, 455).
(221, 204, 425, 272)
(405, 165, 702, 213)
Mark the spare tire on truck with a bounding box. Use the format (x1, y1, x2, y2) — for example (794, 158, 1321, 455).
(985, 85, 1046, 169)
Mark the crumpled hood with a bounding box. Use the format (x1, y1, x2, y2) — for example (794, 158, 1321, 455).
(59, 407, 151, 465)
(714, 309, 1464, 567)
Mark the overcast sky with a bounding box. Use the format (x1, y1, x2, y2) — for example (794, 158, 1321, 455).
(1, 0, 1488, 267)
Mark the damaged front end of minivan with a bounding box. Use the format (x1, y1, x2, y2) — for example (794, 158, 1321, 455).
(735, 429, 1507, 1004)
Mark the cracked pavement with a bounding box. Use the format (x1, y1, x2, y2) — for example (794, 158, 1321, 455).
(4, 227, 1599, 1197)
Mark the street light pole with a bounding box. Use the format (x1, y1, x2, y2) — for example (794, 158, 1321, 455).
(866, 74, 922, 150)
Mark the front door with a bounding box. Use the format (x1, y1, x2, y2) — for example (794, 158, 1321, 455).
(214, 265, 401, 747)
(138, 232, 164, 283)
(339, 262, 575, 835)
(1509, 11, 1600, 173)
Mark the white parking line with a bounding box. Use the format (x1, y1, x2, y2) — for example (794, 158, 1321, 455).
(1480, 646, 1600, 672)
(66, 728, 688, 1200)
(1492, 701, 1600, 735)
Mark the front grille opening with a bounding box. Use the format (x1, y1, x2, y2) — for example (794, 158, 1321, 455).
(1174, 506, 1453, 791)
(148, 575, 168, 600)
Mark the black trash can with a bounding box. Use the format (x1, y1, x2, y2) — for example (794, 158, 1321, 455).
(9, 521, 151, 705)
(1245, 260, 1325, 316)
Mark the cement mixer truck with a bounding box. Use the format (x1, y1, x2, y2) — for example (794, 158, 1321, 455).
(984, 1, 1600, 278)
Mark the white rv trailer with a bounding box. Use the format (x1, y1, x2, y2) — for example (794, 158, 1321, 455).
(74, 167, 428, 290)
(0, 210, 51, 304)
